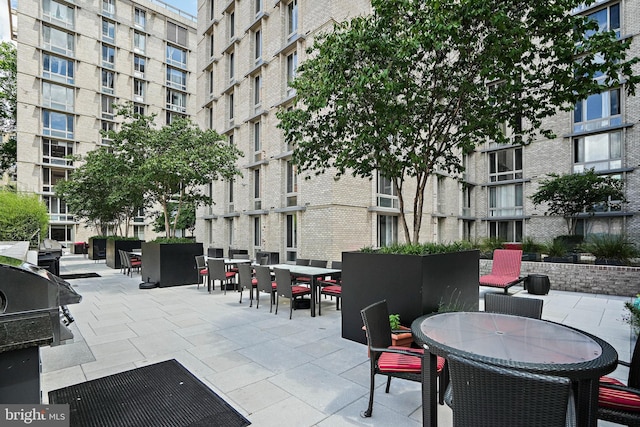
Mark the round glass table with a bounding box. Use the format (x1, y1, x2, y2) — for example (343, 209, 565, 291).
(411, 312, 618, 427)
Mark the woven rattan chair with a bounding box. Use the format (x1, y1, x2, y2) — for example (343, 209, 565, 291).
(484, 293, 543, 319)
(207, 258, 236, 294)
(194, 255, 208, 289)
(273, 267, 312, 319)
(446, 354, 572, 427)
(254, 265, 277, 312)
(598, 335, 640, 425)
(237, 263, 257, 306)
(479, 249, 525, 294)
(360, 300, 447, 418)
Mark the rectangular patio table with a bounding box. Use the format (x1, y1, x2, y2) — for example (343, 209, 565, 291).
(411, 311, 618, 427)
(268, 264, 341, 317)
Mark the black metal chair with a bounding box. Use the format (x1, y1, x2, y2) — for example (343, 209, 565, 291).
(309, 259, 327, 268)
(484, 293, 543, 319)
(237, 263, 257, 305)
(273, 267, 311, 319)
(598, 335, 640, 425)
(446, 354, 572, 427)
(207, 258, 235, 294)
(295, 258, 310, 266)
(194, 255, 208, 289)
(360, 300, 447, 418)
(254, 265, 277, 312)
(118, 250, 128, 274)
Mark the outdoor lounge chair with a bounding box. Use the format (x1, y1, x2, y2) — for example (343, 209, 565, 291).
(598, 334, 640, 425)
(484, 293, 543, 319)
(360, 300, 447, 418)
(479, 249, 525, 294)
(446, 354, 571, 427)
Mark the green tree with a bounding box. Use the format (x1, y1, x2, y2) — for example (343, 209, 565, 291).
(530, 169, 625, 235)
(0, 190, 49, 245)
(277, 0, 638, 244)
(0, 41, 17, 175)
(152, 202, 196, 237)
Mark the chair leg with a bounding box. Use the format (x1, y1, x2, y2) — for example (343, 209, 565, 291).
(249, 286, 254, 307)
(256, 290, 259, 309)
(385, 376, 392, 393)
(361, 364, 376, 418)
(289, 297, 293, 319)
(239, 286, 243, 303)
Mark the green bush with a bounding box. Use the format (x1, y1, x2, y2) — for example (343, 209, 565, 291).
(150, 237, 195, 244)
(106, 236, 141, 241)
(360, 241, 474, 255)
(579, 234, 638, 263)
(0, 191, 48, 246)
(623, 296, 640, 336)
(545, 239, 569, 257)
(521, 237, 544, 253)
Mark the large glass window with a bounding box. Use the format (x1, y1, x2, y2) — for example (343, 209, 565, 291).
(286, 51, 297, 96)
(45, 197, 73, 223)
(167, 22, 188, 46)
(573, 88, 620, 133)
(489, 184, 523, 217)
(42, 139, 73, 166)
(586, 3, 620, 39)
(489, 148, 522, 182)
(166, 67, 186, 90)
(43, 110, 73, 139)
(489, 220, 523, 242)
(101, 69, 114, 94)
(166, 89, 186, 112)
(287, 0, 298, 39)
(573, 131, 622, 172)
(43, 54, 74, 84)
(101, 44, 115, 68)
(42, 167, 69, 193)
(42, 82, 74, 111)
(134, 32, 146, 54)
(43, 26, 74, 56)
(134, 8, 146, 29)
(166, 45, 187, 68)
(134, 55, 145, 77)
(378, 215, 398, 247)
(101, 95, 115, 119)
(377, 172, 398, 208)
(134, 79, 145, 101)
(101, 19, 115, 43)
(102, 0, 115, 16)
(43, 0, 74, 29)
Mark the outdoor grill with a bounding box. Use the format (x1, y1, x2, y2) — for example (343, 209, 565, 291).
(0, 255, 82, 403)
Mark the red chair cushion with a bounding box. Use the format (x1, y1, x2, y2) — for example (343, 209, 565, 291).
(131, 261, 141, 267)
(199, 269, 208, 275)
(599, 376, 640, 412)
(321, 285, 341, 296)
(378, 347, 445, 373)
(225, 272, 236, 279)
(292, 286, 311, 295)
(319, 278, 338, 285)
(479, 274, 519, 287)
(251, 278, 258, 286)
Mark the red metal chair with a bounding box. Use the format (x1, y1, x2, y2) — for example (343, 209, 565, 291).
(479, 249, 524, 294)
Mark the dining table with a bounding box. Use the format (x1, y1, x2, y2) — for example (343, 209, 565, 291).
(411, 311, 618, 427)
(267, 264, 341, 317)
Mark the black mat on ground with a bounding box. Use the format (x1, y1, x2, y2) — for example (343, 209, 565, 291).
(59, 272, 101, 279)
(49, 359, 251, 427)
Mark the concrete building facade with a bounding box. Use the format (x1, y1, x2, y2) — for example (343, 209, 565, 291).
(14, 0, 197, 244)
(194, 0, 639, 262)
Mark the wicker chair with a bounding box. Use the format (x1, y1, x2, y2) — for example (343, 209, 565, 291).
(598, 335, 640, 425)
(254, 265, 277, 312)
(484, 293, 543, 319)
(446, 354, 572, 427)
(479, 249, 525, 294)
(273, 268, 312, 319)
(207, 258, 236, 294)
(360, 300, 447, 418)
(237, 263, 257, 305)
(194, 255, 208, 289)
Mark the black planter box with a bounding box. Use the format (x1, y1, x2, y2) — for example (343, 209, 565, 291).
(341, 250, 480, 344)
(88, 238, 107, 260)
(526, 274, 551, 295)
(141, 242, 203, 287)
(106, 239, 143, 269)
(207, 247, 224, 258)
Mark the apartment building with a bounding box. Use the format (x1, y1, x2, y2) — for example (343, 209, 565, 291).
(14, 0, 197, 244)
(195, 0, 639, 262)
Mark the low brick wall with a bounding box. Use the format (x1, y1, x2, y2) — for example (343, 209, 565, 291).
(480, 259, 640, 297)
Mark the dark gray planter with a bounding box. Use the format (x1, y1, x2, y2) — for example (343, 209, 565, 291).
(106, 239, 143, 269)
(526, 274, 551, 295)
(88, 238, 107, 260)
(141, 242, 203, 287)
(341, 250, 480, 344)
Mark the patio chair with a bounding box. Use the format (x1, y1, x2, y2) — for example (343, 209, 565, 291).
(94, 246, 106, 263)
(273, 267, 312, 319)
(484, 293, 543, 319)
(309, 259, 327, 268)
(446, 354, 571, 427)
(229, 253, 250, 274)
(479, 249, 525, 294)
(598, 335, 640, 425)
(254, 265, 277, 312)
(295, 258, 310, 266)
(123, 251, 141, 277)
(118, 250, 128, 274)
(237, 263, 257, 306)
(194, 255, 208, 289)
(360, 300, 447, 418)
(207, 258, 235, 294)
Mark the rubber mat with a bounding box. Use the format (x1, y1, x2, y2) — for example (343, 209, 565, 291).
(49, 359, 250, 427)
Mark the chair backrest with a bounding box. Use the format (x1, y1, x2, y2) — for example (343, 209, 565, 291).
(360, 300, 393, 354)
(233, 253, 250, 260)
(237, 263, 253, 289)
(255, 265, 274, 293)
(330, 261, 342, 269)
(491, 249, 523, 277)
(484, 294, 543, 319)
(207, 258, 226, 280)
(309, 260, 327, 268)
(295, 258, 310, 266)
(118, 250, 127, 266)
(274, 268, 292, 298)
(258, 256, 269, 265)
(195, 255, 206, 269)
(447, 354, 571, 427)
(628, 334, 640, 388)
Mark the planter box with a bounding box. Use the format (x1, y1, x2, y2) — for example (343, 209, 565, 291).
(342, 250, 479, 344)
(141, 242, 203, 288)
(106, 239, 143, 269)
(88, 238, 107, 260)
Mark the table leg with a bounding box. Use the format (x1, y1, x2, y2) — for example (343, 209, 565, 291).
(310, 275, 317, 317)
(422, 351, 438, 427)
(574, 379, 599, 427)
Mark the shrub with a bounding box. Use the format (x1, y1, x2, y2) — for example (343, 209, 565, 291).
(360, 241, 474, 255)
(0, 191, 48, 246)
(579, 234, 638, 263)
(521, 237, 544, 253)
(150, 237, 195, 244)
(623, 296, 640, 336)
(545, 239, 569, 257)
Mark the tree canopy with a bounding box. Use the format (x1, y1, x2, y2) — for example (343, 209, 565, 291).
(0, 41, 17, 176)
(277, 0, 638, 244)
(530, 169, 625, 235)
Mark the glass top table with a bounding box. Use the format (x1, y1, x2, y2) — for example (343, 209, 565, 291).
(412, 311, 618, 427)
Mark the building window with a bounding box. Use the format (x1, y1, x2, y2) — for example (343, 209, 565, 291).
(101, 95, 115, 119)
(166, 89, 186, 113)
(133, 225, 145, 240)
(253, 75, 262, 112)
(254, 30, 262, 64)
(43, 54, 74, 84)
(101, 120, 114, 144)
(209, 0, 215, 21)
(573, 131, 622, 173)
(42, 167, 69, 193)
(167, 22, 188, 46)
(134, 8, 146, 29)
(229, 52, 235, 82)
(134, 79, 145, 101)
(43, 0, 75, 29)
(287, 0, 298, 39)
(489, 184, 523, 217)
(488, 147, 522, 182)
(462, 185, 473, 217)
(133, 103, 145, 116)
(43, 25, 74, 56)
(166, 45, 187, 68)
(286, 160, 297, 206)
(286, 51, 297, 96)
(134, 55, 145, 77)
(228, 178, 234, 208)
(101, 19, 115, 43)
(586, 3, 620, 39)
(286, 213, 297, 262)
(101, 44, 115, 68)
(227, 217, 234, 245)
(208, 107, 213, 128)
(378, 215, 398, 247)
(43, 110, 73, 139)
(166, 111, 186, 125)
(42, 139, 73, 166)
(102, 0, 115, 16)
(253, 168, 261, 210)
(573, 88, 620, 133)
(101, 69, 114, 94)
(134, 32, 146, 54)
(489, 220, 523, 242)
(228, 93, 234, 122)
(229, 12, 235, 38)
(166, 67, 186, 90)
(42, 82, 74, 111)
(255, 0, 262, 16)
(253, 216, 261, 247)
(45, 197, 73, 223)
(253, 121, 261, 160)
(209, 32, 215, 58)
(377, 172, 398, 208)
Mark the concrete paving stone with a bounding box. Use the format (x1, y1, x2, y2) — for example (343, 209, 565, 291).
(226, 378, 291, 415)
(245, 396, 327, 427)
(40, 339, 95, 372)
(128, 330, 193, 358)
(206, 361, 275, 393)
